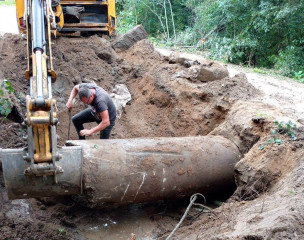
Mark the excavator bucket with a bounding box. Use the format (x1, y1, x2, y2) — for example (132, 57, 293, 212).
(1, 146, 82, 200)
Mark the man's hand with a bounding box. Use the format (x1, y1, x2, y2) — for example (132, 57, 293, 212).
(80, 129, 92, 136)
(65, 100, 74, 112)
(66, 85, 79, 111)
(66, 99, 73, 111)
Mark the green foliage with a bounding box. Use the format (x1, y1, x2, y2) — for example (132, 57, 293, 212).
(253, 68, 268, 75)
(294, 71, 304, 80)
(174, 27, 198, 46)
(208, 37, 233, 62)
(0, 79, 14, 117)
(267, 137, 283, 146)
(259, 120, 297, 150)
(200, 0, 304, 73)
(273, 46, 304, 78)
(0, 0, 15, 6)
(117, 0, 304, 79)
(256, 110, 269, 119)
(293, 71, 304, 84)
(273, 120, 297, 141)
(116, 1, 138, 35)
(116, 0, 189, 39)
(58, 228, 68, 236)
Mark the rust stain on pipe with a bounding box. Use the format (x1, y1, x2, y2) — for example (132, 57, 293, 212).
(67, 136, 241, 208)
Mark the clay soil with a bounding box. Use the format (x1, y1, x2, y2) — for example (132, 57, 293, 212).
(0, 33, 304, 240)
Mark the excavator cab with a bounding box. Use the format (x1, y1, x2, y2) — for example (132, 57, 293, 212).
(15, 0, 116, 36)
(56, 0, 116, 36)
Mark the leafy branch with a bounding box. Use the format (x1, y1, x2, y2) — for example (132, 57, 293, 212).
(259, 120, 297, 150)
(273, 120, 297, 141)
(0, 79, 15, 119)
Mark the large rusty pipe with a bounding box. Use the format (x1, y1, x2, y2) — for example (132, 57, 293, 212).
(67, 136, 241, 208)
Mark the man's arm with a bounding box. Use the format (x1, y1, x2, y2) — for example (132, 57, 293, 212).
(80, 110, 110, 136)
(66, 85, 79, 110)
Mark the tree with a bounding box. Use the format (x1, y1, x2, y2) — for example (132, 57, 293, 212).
(117, 0, 304, 77)
(117, 0, 186, 40)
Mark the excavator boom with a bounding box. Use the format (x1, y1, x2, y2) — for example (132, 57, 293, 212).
(1, 0, 82, 199)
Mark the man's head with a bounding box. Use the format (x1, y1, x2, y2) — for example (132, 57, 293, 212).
(79, 87, 93, 104)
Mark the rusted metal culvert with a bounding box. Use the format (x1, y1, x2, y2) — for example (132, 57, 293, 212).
(67, 136, 241, 208)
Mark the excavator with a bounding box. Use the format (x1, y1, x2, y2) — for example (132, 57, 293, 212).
(1, 0, 116, 199)
(1, 0, 241, 204)
(15, 0, 116, 36)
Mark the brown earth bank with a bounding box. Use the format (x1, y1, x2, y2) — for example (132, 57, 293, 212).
(0, 33, 303, 239)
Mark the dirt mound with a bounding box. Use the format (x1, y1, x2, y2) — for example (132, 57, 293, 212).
(0, 33, 303, 239)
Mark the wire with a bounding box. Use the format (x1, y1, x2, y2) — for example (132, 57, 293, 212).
(166, 193, 210, 240)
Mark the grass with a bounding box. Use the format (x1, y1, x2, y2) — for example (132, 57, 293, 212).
(295, 78, 304, 84)
(0, 0, 15, 6)
(58, 228, 68, 236)
(253, 67, 269, 74)
(293, 71, 304, 84)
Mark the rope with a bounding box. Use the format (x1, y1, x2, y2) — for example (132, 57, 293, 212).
(165, 193, 210, 240)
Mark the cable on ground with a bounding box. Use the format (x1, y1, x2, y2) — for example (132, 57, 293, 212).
(165, 193, 214, 240)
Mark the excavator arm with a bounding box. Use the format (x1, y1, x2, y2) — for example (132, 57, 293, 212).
(24, 0, 59, 173)
(1, 0, 82, 199)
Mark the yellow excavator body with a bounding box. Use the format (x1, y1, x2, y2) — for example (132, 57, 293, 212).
(15, 0, 116, 36)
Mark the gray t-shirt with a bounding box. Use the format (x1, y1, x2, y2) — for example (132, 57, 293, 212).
(79, 83, 116, 121)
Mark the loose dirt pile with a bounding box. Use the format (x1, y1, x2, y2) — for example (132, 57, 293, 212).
(0, 33, 303, 239)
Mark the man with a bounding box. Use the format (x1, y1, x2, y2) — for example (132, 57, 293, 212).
(66, 83, 116, 139)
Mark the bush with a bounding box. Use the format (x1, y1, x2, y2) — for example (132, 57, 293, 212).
(174, 27, 198, 46)
(0, 0, 15, 6)
(117, 0, 304, 78)
(273, 46, 304, 77)
(0, 79, 14, 117)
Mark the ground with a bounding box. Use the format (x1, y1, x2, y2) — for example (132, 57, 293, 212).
(0, 14, 304, 240)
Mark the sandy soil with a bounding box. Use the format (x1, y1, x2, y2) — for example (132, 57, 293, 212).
(156, 48, 304, 122)
(0, 9, 304, 240)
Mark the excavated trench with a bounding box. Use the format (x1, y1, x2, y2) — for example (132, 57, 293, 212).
(0, 33, 304, 239)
